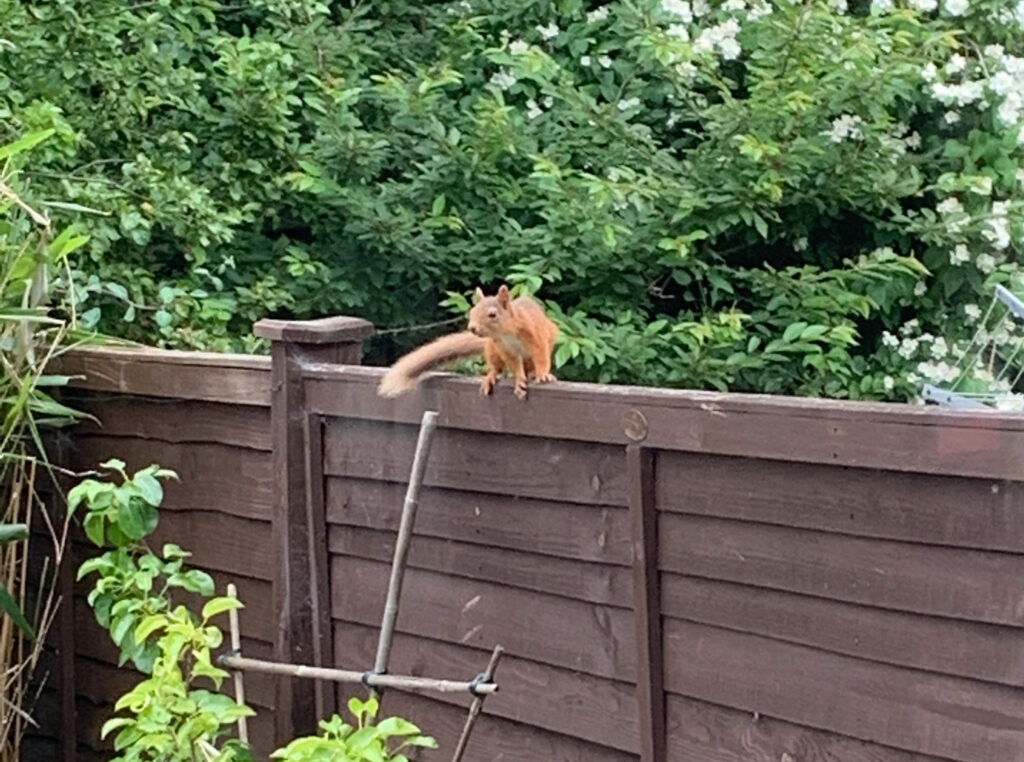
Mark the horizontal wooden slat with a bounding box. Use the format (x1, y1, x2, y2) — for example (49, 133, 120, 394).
(657, 451, 1024, 552)
(67, 395, 271, 451)
(329, 525, 631, 607)
(659, 514, 1024, 627)
(57, 347, 270, 406)
(304, 366, 1024, 479)
(663, 619, 1024, 762)
(662, 575, 1024, 687)
(334, 622, 638, 753)
(665, 694, 954, 762)
(367, 690, 636, 762)
(330, 556, 635, 682)
(64, 435, 272, 521)
(327, 477, 631, 565)
(323, 418, 628, 506)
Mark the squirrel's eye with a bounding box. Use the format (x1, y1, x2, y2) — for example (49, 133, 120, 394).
(488, 309, 498, 318)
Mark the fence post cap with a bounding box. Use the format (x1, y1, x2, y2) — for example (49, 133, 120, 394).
(254, 316, 375, 345)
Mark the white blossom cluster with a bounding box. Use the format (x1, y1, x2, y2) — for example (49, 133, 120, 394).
(824, 114, 864, 143)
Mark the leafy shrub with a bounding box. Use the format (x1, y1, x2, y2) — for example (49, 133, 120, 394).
(2, 0, 1022, 399)
(74, 461, 435, 762)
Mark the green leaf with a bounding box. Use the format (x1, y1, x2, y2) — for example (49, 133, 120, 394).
(201, 596, 243, 620)
(0, 524, 29, 544)
(0, 129, 55, 160)
(783, 322, 808, 343)
(133, 472, 163, 506)
(83, 513, 105, 547)
(100, 717, 133, 740)
(0, 582, 34, 639)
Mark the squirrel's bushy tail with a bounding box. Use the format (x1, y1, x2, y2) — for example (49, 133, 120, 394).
(378, 331, 487, 397)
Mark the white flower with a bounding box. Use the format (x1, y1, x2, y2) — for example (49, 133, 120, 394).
(830, 0, 848, 11)
(944, 111, 961, 124)
(694, 19, 741, 59)
(904, 131, 922, 149)
(914, 280, 927, 296)
(1017, 168, 1024, 188)
(526, 99, 544, 120)
(937, 197, 964, 215)
(985, 44, 1006, 61)
(995, 394, 1024, 411)
(723, 0, 745, 10)
(965, 303, 982, 322)
(536, 22, 560, 40)
(587, 5, 610, 22)
(945, 54, 967, 75)
(693, 0, 710, 15)
(977, 252, 998, 272)
(982, 219, 1011, 250)
(949, 243, 971, 265)
(580, 55, 592, 66)
(825, 114, 864, 142)
(543, 95, 554, 108)
(931, 80, 985, 106)
(509, 39, 529, 55)
(944, 0, 969, 13)
(871, 0, 894, 13)
(667, 23, 690, 39)
(489, 68, 518, 89)
(674, 61, 696, 78)
(901, 319, 920, 336)
(909, 0, 938, 11)
(719, 37, 741, 60)
(748, 1, 772, 20)
(883, 375, 895, 391)
(794, 236, 808, 252)
(662, 0, 694, 21)
(617, 97, 641, 111)
(899, 338, 920, 359)
(598, 55, 613, 68)
(931, 337, 949, 359)
(921, 62, 938, 82)
(882, 331, 899, 348)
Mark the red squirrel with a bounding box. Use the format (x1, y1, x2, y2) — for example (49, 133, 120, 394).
(378, 285, 558, 400)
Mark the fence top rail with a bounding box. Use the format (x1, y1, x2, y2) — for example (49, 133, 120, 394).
(301, 363, 1024, 431)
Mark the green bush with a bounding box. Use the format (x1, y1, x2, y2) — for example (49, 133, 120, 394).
(2, 0, 1022, 399)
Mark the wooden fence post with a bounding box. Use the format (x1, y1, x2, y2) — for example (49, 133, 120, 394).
(253, 316, 375, 745)
(627, 445, 666, 762)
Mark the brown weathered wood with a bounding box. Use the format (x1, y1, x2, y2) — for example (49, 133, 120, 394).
(661, 574, 1024, 687)
(658, 514, 1024, 627)
(657, 451, 1024, 552)
(304, 414, 334, 720)
(322, 418, 629, 506)
(662, 619, 1024, 762)
(267, 338, 317, 744)
(68, 395, 272, 450)
(328, 525, 631, 607)
(305, 367, 1024, 479)
(628, 446, 665, 762)
(369, 690, 637, 762)
(333, 622, 639, 753)
(56, 347, 271, 405)
(326, 477, 631, 565)
(65, 435, 273, 521)
(330, 556, 636, 681)
(665, 694, 954, 762)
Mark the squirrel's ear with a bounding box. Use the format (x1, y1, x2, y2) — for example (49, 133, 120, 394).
(497, 285, 510, 307)
(473, 287, 485, 304)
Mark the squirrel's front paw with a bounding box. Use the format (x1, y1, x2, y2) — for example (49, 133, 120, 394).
(536, 372, 556, 384)
(514, 383, 528, 400)
(479, 377, 496, 395)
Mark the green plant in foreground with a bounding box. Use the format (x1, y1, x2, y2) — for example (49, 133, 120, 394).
(272, 697, 437, 762)
(74, 461, 435, 762)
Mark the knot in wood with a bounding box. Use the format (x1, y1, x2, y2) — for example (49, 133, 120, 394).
(621, 409, 648, 442)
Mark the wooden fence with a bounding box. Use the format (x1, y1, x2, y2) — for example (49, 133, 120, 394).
(25, 316, 1024, 762)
